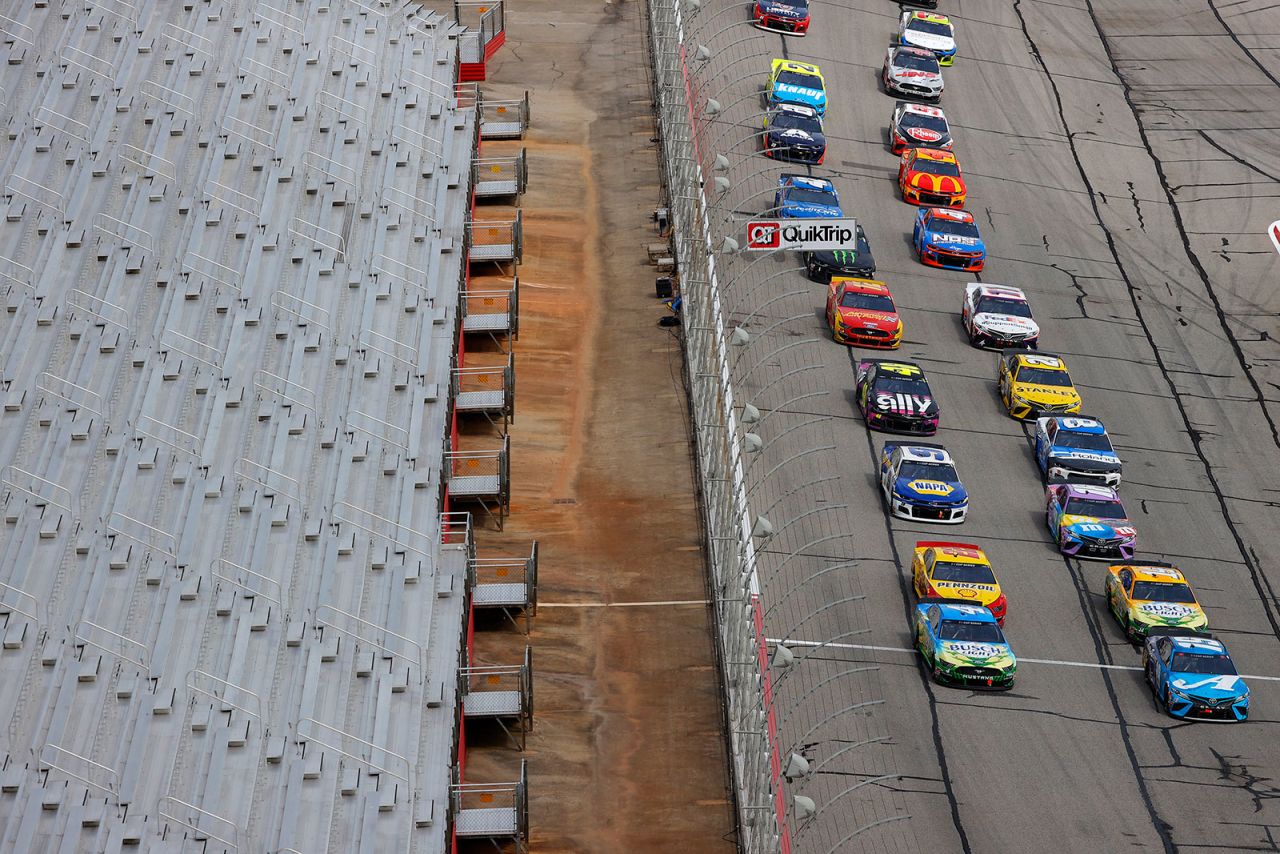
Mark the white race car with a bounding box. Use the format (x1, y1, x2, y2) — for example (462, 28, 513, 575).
(882, 45, 943, 102)
(962, 284, 1040, 349)
(889, 102, 952, 154)
(898, 11, 957, 65)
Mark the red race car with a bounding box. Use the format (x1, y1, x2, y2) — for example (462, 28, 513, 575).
(753, 0, 810, 34)
(825, 277, 902, 348)
(898, 147, 966, 208)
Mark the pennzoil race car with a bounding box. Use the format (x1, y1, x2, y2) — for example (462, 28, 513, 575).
(826, 279, 901, 348)
(1143, 630, 1249, 721)
(882, 45, 943, 102)
(997, 350, 1082, 420)
(753, 0, 810, 34)
(914, 599, 1016, 689)
(1034, 416, 1122, 487)
(1045, 483, 1136, 561)
(962, 283, 1039, 349)
(774, 173, 841, 218)
(805, 224, 875, 282)
(912, 541, 1006, 623)
(913, 207, 984, 271)
(1106, 563, 1207, 641)
(889, 102, 952, 154)
(898, 10, 957, 65)
(856, 360, 939, 434)
(880, 442, 967, 523)
(898, 147, 966, 208)
(763, 103, 826, 164)
(767, 59, 827, 114)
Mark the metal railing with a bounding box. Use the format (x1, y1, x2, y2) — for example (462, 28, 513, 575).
(451, 353, 516, 427)
(466, 212, 523, 265)
(461, 279, 520, 344)
(478, 91, 530, 139)
(443, 437, 511, 529)
(467, 541, 538, 631)
(472, 148, 528, 199)
(459, 645, 534, 749)
(450, 758, 528, 853)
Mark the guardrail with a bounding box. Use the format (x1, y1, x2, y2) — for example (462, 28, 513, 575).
(472, 148, 528, 200)
(478, 91, 529, 140)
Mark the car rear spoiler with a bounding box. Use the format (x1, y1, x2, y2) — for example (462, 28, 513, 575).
(882, 440, 946, 453)
(915, 540, 982, 552)
(915, 595, 953, 607)
(1109, 560, 1177, 570)
(1145, 627, 1217, 642)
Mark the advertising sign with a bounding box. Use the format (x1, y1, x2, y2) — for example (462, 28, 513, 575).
(745, 218, 858, 252)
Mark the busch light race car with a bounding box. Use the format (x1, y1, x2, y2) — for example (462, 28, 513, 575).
(889, 102, 952, 154)
(774, 173, 841, 218)
(1034, 416, 1122, 487)
(1143, 630, 1249, 721)
(1045, 483, 1136, 561)
(1106, 562, 1208, 641)
(767, 59, 827, 114)
(805, 223, 875, 282)
(857, 360, 939, 433)
(913, 207, 984, 271)
(753, 0, 809, 35)
(962, 283, 1039, 349)
(880, 442, 967, 524)
(913, 599, 1016, 689)
(762, 103, 826, 164)
(882, 45, 943, 102)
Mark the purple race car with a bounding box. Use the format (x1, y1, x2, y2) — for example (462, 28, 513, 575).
(1045, 483, 1137, 561)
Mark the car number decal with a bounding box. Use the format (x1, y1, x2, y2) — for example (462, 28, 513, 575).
(1172, 675, 1239, 692)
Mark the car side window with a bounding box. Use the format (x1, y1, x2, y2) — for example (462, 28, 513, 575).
(1120, 570, 1133, 592)
(1158, 638, 1172, 665)
(1046, 421, 1057, 442)
(866, 364, 877, 385)
(924, 548, 936, 571)
(928, 606, 940, 633)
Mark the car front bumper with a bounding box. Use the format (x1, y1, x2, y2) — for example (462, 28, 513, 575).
(891, 497, 966, 523)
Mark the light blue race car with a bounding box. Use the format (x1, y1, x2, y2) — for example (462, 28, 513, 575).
(1142, 629, 1249, 722)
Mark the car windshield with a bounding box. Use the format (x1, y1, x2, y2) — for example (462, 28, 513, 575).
(900, 112, 948, 135)
(1064, 497, 1127, 520)
(938, 620, 1003, 643)
(927, 217, 979, 238)
(771, 111, 822, 133)
(777, 70, 821, 89)
(876, 374, 930, 395)
(894, 51, 939, 73)
(915, 158, 961, 177)
(841, 292, 895, 312)
(1171, 653, 1237, 676)
(1132, 581, 1197, 603)
(785, 187, 835, 207)
(898, 460, 956, 481)
(1055, 430, 1114, 452)
(976, 296, 1032, 318)
(908, 19, 952, 37)
(1015, 366, 1073, 387)
(770, 0, 809, 9)
(931, 561, 996, 584)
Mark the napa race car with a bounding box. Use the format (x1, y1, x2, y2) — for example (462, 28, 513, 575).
(912, 541, 1006, 623)
(1106, 563, 1207, 641)
(856, 360, 939, 434)
(913, 207, 984, 271)
(1045, 483, 1136, 561)
(805, 224, 875, 282)
(767, 59, 827, 114)
(880, 442, 967, 523)
(914, 599, 1016, 689)
(997, 350, 1082, 420)
(1034, 416, 1122, 487)
(774, 173, 841, 218)
(889, 102, 952, 154)
(763, 104, 826, 164)
(962, 283, 1039, 349)
(882, 45, 943, 102)
(753, 0, 810, 34)
(899, 147, 966, 208)
(1143, 630, 1248, 721)
(898, 10, 956, 65)
(826, 279, 901, 348)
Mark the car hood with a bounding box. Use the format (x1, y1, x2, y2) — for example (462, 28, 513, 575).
(905, 172, 964, 194)
(811, 248, 873, 272)
(772, 83, 826, 108)
(1010, 382, 1078, 404)
(1131, 601, 1207, 626)
(1168, 673, 1248, 700)
(782, 202, 840, 218)
(973, 312, 1038, 337)
(932, 581, 1000, 606)
(926, 231, 982, 250)
(1061, 514, 1136, 539)
(769, 127, 826, 146)
(1048, 446, 1120, 471)
(888, 65, 942, 85)
(895, 476, 966, 503)
(903, 31, 956, 53)
(838, 308, 897, 330)
(937, 640, 1014, 667)
(898, 125, 951, 147)
(870, 389, 936, 418)
(759, 0, 807, 17)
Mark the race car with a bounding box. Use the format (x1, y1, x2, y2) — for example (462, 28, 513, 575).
(753, 0, 810, 34)
(913, 599, 1016, 689)
(889, 102, 952, 154)
(1106, 563, 1207, 641)
(856, 360, 939, 434)
(898, 10, 957, 65)
(762, 103, 826, 164)
(1045, 483, 1136, 561)
(805, 224, 875, 282)
(911, 541, 1007, 624)
(880, 442, 967, 523)
(898, 147, 966, 208)
(774, 173, 841, 218)
(1143, 630, 1248, 721)
(962, 283, 1039, 349)
(997, 350, 1082, 420)
(912, 207, 984, 271)
(1034, 416, 1123, 487)
(882, 45, 943, 102)
(826, 279, 901, 348)
(767, 59, 827, 114)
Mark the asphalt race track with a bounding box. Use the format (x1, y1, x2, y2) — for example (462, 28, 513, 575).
(682, 0, 1280, 850)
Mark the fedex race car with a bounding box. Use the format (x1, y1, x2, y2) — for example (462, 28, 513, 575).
(856, 359, 939, 434)
(1143, 630, 1249, 721)
(962, 283, 1039, 349)
(880, 442, 967, 523)
(913, 599, 1016, 689)
(1034, 416, 1122, 487)
(1045, 483, 1136, 561)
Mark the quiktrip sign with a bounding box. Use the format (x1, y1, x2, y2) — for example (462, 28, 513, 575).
(1270, 220, 1280, 257)
(745, 218, 858, 251)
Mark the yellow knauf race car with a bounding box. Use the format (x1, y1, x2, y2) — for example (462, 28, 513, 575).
(911, 541, 1006, 624)
(766, 59, 827, 115)
(1105, 563, 1208, 641)
(997, 349, 1082, 420)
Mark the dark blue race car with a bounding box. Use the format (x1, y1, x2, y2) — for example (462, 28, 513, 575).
(763, 103, 826, 165)
(774, 174, 841, 219)
(1143, 629, 1249, 722)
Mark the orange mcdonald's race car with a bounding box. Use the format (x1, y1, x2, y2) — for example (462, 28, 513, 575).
(898, 147, 966, 208)
(911, 541, 1007, 624)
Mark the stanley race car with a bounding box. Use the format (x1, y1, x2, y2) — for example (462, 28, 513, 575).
(1045, 483, 1136, 561)
(1106, 563, 1207, 641)
(1143, 630, 1249, 721)
(826, 279, 901, 348)
(914, 600, 1016, 689)
(880, 442, 967, 523)
(912, 541, 1007, 624)
(1034, 416, 1122, 487)
(898, 147, 966, 208)
(882, 45, 943, 102)
(805, 223, 875, 282)
(856, 359, 939, 434)
(763, 103, 825, 164)
(997, 350, 1082, 420)
(962, 283, 1039, 349)
(753, 0, 810, 34)
(913, 207, 984, 271)
(774, 173, 841, 218)
(898, 10, 957, 65)
(889, 102, 952, 154)
(767, 59, 827, 114)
